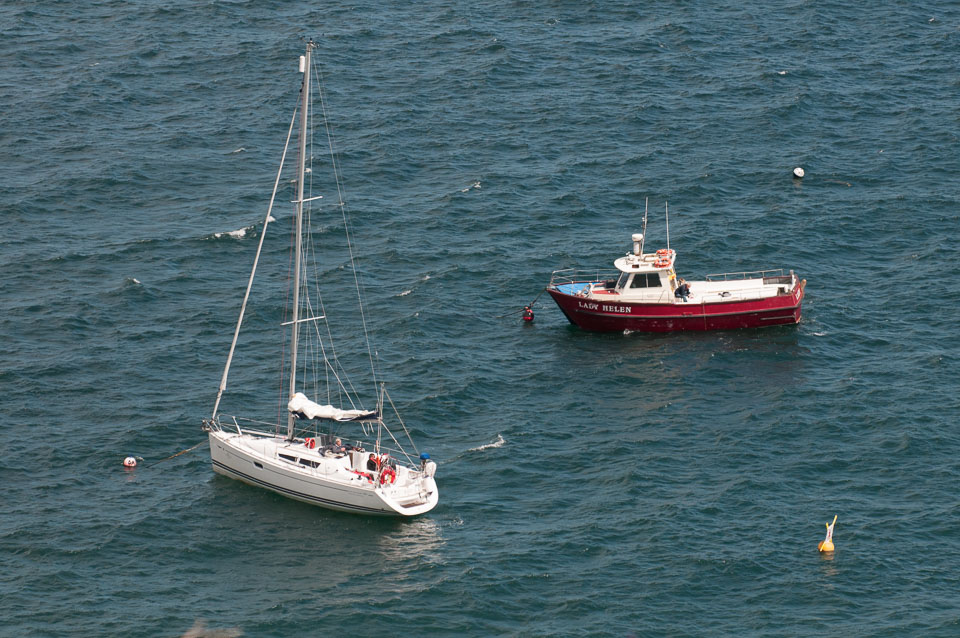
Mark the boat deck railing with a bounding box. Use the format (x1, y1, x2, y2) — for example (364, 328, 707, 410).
(705, 268, 793, 284)
(549, 268, 621, 287)
(214, 414, 414, 466)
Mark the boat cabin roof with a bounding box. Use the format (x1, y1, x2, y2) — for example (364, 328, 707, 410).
(614, 249, 675, 274)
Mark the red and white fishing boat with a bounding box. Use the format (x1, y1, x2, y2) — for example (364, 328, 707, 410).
(547, 231, 805, 333)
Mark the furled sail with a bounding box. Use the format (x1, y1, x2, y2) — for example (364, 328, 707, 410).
(288, 392, 378, 422)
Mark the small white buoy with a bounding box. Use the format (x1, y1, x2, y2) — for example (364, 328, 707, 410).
(123, 456, 137, 468)
(793, 167, 805, 179)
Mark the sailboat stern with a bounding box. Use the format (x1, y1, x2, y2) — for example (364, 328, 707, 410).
(376, 458, 438, 515)
(380, 474, 439, 516)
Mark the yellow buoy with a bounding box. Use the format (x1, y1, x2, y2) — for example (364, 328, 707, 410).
(818, 515, 837, 552)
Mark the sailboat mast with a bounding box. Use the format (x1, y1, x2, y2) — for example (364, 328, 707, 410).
(287, 42, 312, 440)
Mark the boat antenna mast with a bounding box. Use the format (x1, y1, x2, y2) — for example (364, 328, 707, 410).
(640, 197, 648, 255)
(665, 201, 670, 251)
(287, 40, 315, 441)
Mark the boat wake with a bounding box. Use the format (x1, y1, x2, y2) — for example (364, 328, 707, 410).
(469, 434, 505, 452)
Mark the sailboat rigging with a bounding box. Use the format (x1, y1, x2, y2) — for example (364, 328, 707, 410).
(202, 41, 439, 516)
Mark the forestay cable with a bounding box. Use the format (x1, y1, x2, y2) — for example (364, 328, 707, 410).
(211, 105, 299, 420)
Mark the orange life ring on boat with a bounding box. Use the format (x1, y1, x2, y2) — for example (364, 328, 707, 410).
(379, 466, 397, 486)
(656, 249, 670, 256)
(653, 259, 670, 268)
(304, 437, 316, 449)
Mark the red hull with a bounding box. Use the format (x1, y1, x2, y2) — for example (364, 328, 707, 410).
(547, 281, 804, 333)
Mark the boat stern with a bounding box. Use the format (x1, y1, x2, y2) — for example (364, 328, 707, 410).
(380, 474, 439, 516)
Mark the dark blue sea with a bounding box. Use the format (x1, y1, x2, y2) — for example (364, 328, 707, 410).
(3, 1, 959, 636)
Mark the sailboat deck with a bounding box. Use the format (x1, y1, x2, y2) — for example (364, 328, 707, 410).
(227, 432, 428, 500)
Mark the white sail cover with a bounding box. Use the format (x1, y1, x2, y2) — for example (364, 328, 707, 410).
(288, 392, 377, 421)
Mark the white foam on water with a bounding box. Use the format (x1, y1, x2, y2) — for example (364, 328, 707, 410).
(469, 434, 505, 452)
(230, 147, 245, 154)
(398, 289, 412, 296)
(214, 227, 249, 239)
(180, 619, 241, 638)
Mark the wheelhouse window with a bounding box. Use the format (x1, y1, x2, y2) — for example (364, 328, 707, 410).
(616, 272, 629, 289)
(629, 273, 663, 288)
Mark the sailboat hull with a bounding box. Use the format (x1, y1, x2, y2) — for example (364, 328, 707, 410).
(208, 431, 438, 517)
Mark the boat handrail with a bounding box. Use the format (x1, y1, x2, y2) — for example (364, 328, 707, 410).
(704, 268, 786, 282)
(216, 413, 420, 466)
(549, 268, 621, 287)
(215, 415, 280, 438)
(219, 415, 415, 463)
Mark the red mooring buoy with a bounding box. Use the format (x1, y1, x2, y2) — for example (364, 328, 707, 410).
(522, 305, 534, 322)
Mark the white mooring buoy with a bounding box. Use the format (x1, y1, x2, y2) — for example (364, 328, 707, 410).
(123, 456, 137, 468)
(793, 167, 805, 179)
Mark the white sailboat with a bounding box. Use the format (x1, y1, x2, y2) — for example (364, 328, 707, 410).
(202, 42, 438, 516)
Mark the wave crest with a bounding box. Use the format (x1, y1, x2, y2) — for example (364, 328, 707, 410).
(469, 434, 505, 452)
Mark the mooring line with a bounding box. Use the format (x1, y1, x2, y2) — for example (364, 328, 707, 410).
(496, 287, 547, 318)
(142, 439, 209, 469)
